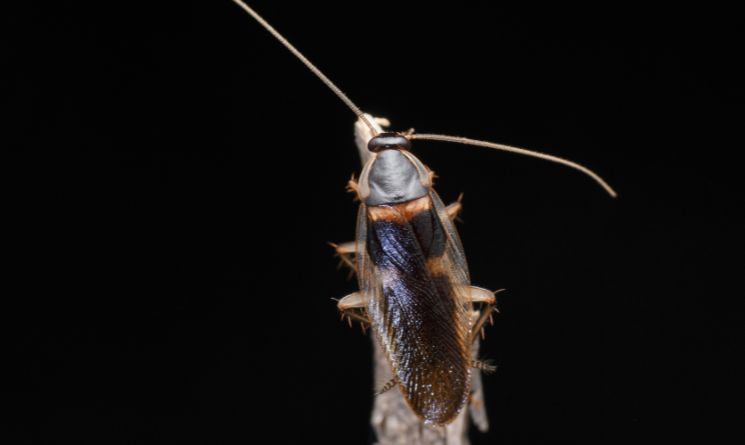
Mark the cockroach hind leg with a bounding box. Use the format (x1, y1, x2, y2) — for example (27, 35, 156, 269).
(466, 286, 503, 343)
(468, 387, 490, 433)
(471, 303, 498, 343)
(374, 377, 398, 396)
(472, 359, 498, 374)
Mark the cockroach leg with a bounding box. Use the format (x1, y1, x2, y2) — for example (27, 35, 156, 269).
(471, 360, 497, 373)
(332, 241, 357, 255)
(341, 309, 370, 326)
(445, 194, 464, 221)
(338, 292, 371, 326)
(466, 287, 504, 343)
(373, 117, 391, 128)
(468, 390, 483, 410)
(346, 176, 359, 195)
(470, 303, 497, 343)
(374, 377, 399, 395)
(329, 241, 357, 272)
(466, 286, 500, 304)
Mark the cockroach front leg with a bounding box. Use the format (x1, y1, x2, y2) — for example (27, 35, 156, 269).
(337, 291, 371, 327)
(445, 193, 464, 221)
(346, 176, 359, 195)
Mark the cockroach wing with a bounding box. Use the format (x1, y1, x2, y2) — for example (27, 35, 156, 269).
(356, 191, 474, 425)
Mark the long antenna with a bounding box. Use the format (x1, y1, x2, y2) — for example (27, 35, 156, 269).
(411, 133, 617, 198)
(229, 0, 378, 135)
(231, 1, 617, 197)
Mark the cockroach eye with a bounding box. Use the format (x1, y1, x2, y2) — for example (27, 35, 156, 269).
(368, 133, 412, 153)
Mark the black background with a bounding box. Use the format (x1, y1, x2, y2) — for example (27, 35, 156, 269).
(4, 1, 744, 444)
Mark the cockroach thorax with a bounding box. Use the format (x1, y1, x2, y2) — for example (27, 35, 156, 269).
(366, 149, 428, 206)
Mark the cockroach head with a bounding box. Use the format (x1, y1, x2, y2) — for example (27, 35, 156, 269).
(368, 132, 411, 153)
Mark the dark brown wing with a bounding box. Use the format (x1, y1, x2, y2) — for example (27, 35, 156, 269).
(357, 193, 473, 425)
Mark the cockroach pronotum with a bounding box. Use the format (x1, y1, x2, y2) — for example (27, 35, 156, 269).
(230, 0, 616, 429)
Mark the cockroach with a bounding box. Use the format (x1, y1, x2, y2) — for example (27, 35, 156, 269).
(230, 0, 617, 427)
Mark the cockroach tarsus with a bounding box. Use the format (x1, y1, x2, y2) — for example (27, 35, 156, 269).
(229, 0, 617, 435)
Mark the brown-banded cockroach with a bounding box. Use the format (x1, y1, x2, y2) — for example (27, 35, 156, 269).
(230, 0, 616, 430)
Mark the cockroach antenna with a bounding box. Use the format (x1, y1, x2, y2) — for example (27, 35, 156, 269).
(230, 0, 617, 198)
(409, 133, 618, 198)
(228, 0, 378, 135)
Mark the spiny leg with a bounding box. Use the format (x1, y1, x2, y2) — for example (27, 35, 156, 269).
(445, 193, 464, 221)
(341, 310, 370, 328)
(471, 359, 497, 373)
(374, 377, 398, 395)
(468, 320, 490, 433)
(346, 176, 359, 195)
(465, 288, 500, 427)
(329, 241, 356, 273)
(462, 287, 504, 343)
(471, 301, 500, 342)
(469, 314, 499, 374)
(337, 291, 371, 327)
